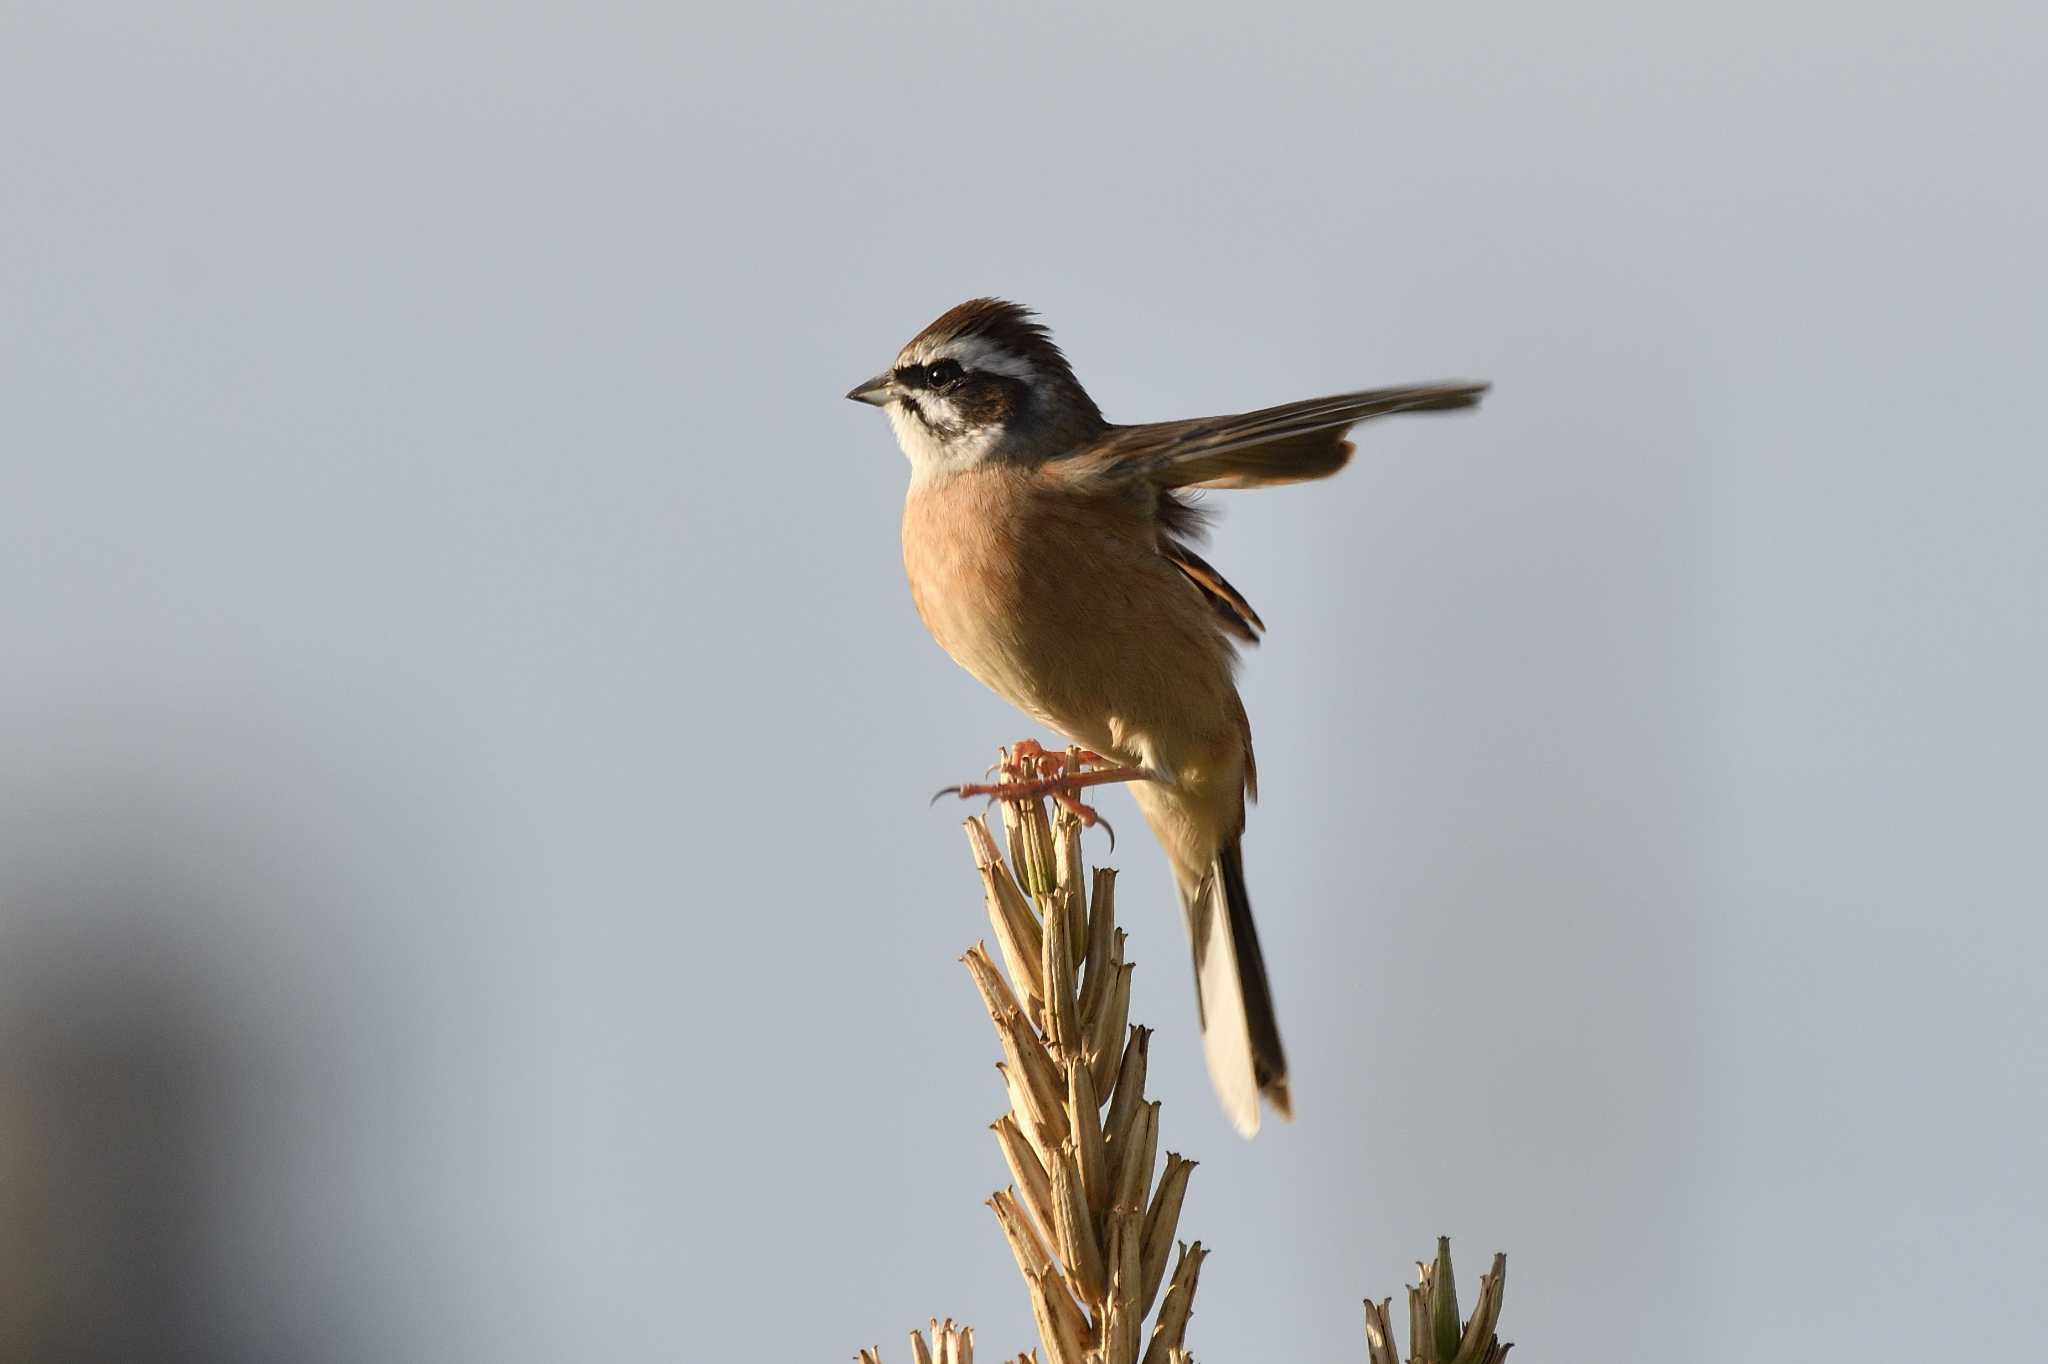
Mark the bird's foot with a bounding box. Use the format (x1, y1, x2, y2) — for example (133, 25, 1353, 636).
(933, 740, 1159, 846)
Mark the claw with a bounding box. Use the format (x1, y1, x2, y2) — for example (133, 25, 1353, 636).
(931, 740, 1160, 838)
(933, 784, 1001, 810)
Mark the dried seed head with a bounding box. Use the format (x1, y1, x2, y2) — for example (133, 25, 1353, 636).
(1371, 1240, 1512, 1364)
(870, 790, 1512, 1364)
(902, 789, 1216, 1364)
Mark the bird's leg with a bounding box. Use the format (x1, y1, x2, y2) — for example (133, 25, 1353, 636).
(993, 740, 1127, 834)
(1007, 737, 1111, 773)
(935, 740, 1159, 838)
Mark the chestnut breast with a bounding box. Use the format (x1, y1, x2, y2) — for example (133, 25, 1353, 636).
(900, 464, 1248, 785)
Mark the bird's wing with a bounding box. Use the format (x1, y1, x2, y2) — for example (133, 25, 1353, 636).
(1048, 380, 1485, 656)
(1161, 539, 1265, 644)
(1064, 382, 1488, 491)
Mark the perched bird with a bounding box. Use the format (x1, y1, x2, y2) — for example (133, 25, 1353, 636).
(847, 299, 1485, 1135)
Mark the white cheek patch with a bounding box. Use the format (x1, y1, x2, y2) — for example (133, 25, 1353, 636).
(918, 392, 965, 429)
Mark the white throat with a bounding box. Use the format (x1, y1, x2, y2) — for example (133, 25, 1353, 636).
(888, 399, 1001, 481)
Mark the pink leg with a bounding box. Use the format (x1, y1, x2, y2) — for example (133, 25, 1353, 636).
(948, 763, 1156, 808)
(935, 741, 1160, 838)
(1009, 737, 1110, 770)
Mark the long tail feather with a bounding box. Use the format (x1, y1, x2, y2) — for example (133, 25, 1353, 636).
(1184, 838, 1291, 1136)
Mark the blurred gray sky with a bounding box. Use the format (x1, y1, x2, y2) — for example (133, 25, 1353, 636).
(2, 2, 2042, 1360)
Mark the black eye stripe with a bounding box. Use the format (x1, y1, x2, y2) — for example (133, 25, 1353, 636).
(893, 359, 968, 390)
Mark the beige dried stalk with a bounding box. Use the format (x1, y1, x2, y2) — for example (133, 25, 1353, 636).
(858, 1318, 980, 1364)
(856, 758, 1513, 1364)
(861, 766, 1206, 1364)
(1363, 1238, 1511, 1364)
(966, 780, 1206, 1364)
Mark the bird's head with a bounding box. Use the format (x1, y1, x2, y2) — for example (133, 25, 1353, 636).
(846, 298, 1103, 476)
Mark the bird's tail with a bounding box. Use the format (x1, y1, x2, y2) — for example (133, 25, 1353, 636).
(1181, 837, 1291, 1137)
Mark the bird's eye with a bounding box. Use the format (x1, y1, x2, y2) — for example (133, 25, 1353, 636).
(925, 359, 964, 390)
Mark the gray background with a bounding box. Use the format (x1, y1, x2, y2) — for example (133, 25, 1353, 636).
(3, 3, 2042, 1360)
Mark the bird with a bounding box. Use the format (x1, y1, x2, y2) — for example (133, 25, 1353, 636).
(846, 298, 1486, 1136)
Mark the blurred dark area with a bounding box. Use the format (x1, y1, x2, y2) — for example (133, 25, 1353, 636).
(3, 899, 224, 1361)
(4, 767, 267, 1361)
(0, 729, 533, 1363)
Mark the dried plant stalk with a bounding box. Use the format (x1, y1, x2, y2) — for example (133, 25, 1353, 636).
(855, 763, 1516, 1364)
(988, 1187, 1053, 1279)
(1077, 867, 1118, 1023)
(1040, 877, 1084, 1057)
(866, 777, 1209, 1363)
(858, 1317, 979, 1364)
(969, 822, 1046, 1028)
(960, 791, 1208, 1364)
(1087, 959, 1133, 1100)
(1001, 761, 1058, 897)
(990, 1114, 1056, 1244)
(1067, 1057, 1109, 1216)
(1101, 1025, 1150, 1160)
(1139, 1154, 1195, 1315)
(1139, 1241, 1206, 1364)
(1363, 1237, 1512, 1364)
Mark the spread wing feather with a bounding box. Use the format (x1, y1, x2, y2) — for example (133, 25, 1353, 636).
(1069, 382, 1488, 490)
(1053, 379, 1487, 657)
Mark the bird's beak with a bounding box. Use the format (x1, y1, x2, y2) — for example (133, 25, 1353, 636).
(845, 373, 896, 406)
